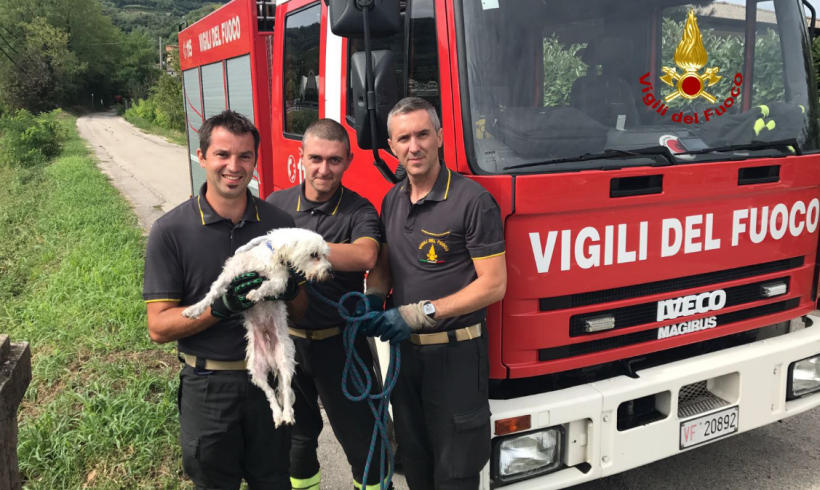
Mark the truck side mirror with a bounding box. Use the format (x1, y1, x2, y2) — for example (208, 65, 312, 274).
(350, 50, 398, 150)
(328, 0, 400, 38)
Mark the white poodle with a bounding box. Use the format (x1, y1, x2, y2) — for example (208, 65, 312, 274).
(182, 227, 332, 427)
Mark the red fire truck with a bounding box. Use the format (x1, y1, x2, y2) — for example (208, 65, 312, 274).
(179, 0, 820, 487)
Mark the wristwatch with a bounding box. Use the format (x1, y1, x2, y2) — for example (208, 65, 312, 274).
(422, 301, 436, 319)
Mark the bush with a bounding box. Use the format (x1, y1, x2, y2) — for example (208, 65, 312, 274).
(542, 34, 589, 106)
(152, 73, 185, 132)
(131, 97, 158, 122)
(0, 109, 67, 168)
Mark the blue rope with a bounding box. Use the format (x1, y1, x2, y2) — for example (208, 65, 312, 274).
(306, 285, 399, 490)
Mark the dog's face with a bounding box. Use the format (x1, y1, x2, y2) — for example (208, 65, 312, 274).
(271, 229, 332, 283)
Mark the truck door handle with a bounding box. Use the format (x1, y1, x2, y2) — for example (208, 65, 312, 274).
(610, 175, 663, 198)
(738, 165, 780, 185)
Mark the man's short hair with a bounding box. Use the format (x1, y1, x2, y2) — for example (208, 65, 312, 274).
(303, 119, 351, 155)
(387, 97, 441, 138)
(199, 110, 260, 157)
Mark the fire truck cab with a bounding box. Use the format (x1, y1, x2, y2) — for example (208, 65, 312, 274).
(179, 0, 820, 487)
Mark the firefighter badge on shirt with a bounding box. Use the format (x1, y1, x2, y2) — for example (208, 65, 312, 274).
(659, 9, 722, 103)
(418, 237, 449, 264)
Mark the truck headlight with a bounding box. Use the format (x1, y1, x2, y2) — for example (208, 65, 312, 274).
(788, 355, 820, 399)
(493, 427, 563, 484)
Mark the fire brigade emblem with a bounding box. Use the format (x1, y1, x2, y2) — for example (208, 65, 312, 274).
(418, 238, 448, 264)
(660, 10, 722, 103)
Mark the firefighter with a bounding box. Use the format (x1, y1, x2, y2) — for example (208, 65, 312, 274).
(265, 119, 384, 490)
(362, 97, 508, 489)
(143, 110, 305, 490)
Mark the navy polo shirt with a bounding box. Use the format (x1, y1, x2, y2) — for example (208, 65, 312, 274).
(143, 183, 295, 361)
(380, 163, 505, 332)
(267, 183, 381, 330)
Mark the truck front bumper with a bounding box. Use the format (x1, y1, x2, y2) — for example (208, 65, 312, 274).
(484, 318, 820, 489)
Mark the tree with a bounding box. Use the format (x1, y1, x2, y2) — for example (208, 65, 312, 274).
(152, 56, 184, 131)
(542, 35, 588, 106)
(0, 18, 86, 112)
(47, 0, 129, 104)
(0, 0, 123, 108)
(117, 30, 162, 100)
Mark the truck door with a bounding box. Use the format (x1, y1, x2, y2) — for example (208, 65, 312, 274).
(270, 0, 323, 191)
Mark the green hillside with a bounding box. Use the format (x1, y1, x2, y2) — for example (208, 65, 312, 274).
(101, 0, 226, 41)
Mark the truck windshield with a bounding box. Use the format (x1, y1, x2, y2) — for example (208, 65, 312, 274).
(457, 0, 819, 174)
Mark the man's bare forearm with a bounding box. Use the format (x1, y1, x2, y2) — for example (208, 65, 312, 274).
(430, 275, 506, 320)
(430, 255, 507, 320)
(327, 240, 379, 272)
(147, 303, 219, 344)
(364, 245, 392, 296)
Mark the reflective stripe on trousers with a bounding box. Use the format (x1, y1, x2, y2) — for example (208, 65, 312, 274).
(291, 471, 320, 490)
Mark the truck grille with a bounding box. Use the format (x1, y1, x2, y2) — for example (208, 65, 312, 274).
(677, 380, 731, 419)
(539, 298, 800, 361)
(570, 277, 790, 337)
(540, 257, 803, 312)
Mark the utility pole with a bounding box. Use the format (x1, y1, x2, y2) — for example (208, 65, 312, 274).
(91, 93, 94, 111)
(159, 36, 163, 72)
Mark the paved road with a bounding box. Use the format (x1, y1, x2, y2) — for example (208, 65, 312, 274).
(77, 112, 191, 232)
(78, 113, 820, 489)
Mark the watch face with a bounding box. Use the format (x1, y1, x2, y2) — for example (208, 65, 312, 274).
(423, 303, 435, 315)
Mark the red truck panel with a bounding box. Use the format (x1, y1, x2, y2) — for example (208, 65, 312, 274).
(502, 156, 820, 378)
(179, 0, 253, 72)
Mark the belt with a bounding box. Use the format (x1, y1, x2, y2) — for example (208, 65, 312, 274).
(409, 324, 482, 346)
(288, 326, 343, 340)
(183, 353, 247, 371)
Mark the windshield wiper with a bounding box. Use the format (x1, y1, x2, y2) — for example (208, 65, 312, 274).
(680, 139, 800, 156)
(504, 146, 676, 171)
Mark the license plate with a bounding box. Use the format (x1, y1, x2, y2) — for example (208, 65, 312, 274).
(679, 406, 739, 449)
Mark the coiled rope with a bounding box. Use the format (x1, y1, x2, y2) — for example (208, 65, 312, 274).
(306, 285, 400, 490)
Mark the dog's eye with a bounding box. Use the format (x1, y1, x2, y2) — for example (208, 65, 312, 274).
(310, 252, 319, 259)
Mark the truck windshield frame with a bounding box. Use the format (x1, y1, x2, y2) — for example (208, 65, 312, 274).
(454, 0, 820, 175)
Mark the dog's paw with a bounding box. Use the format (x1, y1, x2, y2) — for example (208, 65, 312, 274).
(246, 289, 262, 302)
(282, 407, 295, 425)
(182, 306, 202, 319)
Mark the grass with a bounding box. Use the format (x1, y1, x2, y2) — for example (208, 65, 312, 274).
(0, 112, 191, 489)
(123, 112, 187, 147)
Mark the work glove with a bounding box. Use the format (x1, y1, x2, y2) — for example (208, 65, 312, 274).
(368, 302, 438, 344)
(211, 272, 266, 319)
(369, 308, 414, 344)
(354, 293, 386, 335)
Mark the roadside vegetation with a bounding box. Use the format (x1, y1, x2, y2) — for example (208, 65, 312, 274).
(0, 111, 188, 488)
(124, 98, 188, 146)
(0, 0, 218, 113)
(123, 56, 188, 146)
